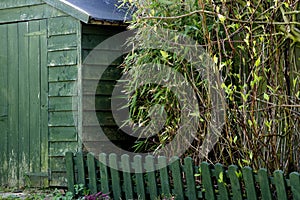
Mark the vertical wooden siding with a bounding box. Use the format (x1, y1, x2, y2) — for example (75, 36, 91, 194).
(0, 20, 48, 187)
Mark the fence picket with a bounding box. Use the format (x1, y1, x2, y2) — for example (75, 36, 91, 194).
(214, 163, 229, 200)
(75, 152, 86, 185)
(65, 152, 300, 200)
(184, 157, 197, 200)
(273, 170, 288, 200)
(65, 152, 75, 194)
(158, 156, 171, 197)
(109, 153, 121, 199)
(145, 155, 157, 199)
(99, 153, 109, 194)
(257, 168, 272, 200)
(170, 157, 184, 199)
(201, 162, 216, 200)
(228, 165, 243, 200)
(242, 166, 257, 200)
(121, 154, 133, 199)
(87, 153, 97, 194)
(289, 172, 300, 200)
(133, 155, 146, 200)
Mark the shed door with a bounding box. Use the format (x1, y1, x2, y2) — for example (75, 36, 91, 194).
(0, 20, 48, 187)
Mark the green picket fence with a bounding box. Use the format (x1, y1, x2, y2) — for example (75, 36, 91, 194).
(65, 152, 300, 199)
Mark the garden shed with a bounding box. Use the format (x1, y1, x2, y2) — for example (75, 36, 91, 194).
(0, 0, 130, 187)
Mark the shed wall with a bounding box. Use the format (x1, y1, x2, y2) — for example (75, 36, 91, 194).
(0, 1, 81, 187)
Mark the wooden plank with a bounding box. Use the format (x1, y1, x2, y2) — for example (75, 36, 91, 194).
(158, 156, 171, 197)
(83, 126, 133, 141)
(49, 142, 78, 157)
(83, 95, 111, 111)
(7, 23, 19, 186)
(82, 111, 116, 126)
(82, 65, 123, 81)
(49, 111, 77, 126)
(121, 154, 134, 199)
(39, 19, 48, 186)
(0, 4, 65, 24)
(49, 82, 77, 98)
(49, 172, 68, 187)
(83, 80, 116, 95)
(145, 155, 158, 199)
(65, 152, 75, 194)
(48, 16, 79, 36)
(133, 155, 146, 200)
(242, 166, 257, 200)
(257, 168, 272, 200)
(214, 163, 229, 200)
(49, 66, 78, 82)
(28, 20, 41, 175)
(75, 152, 86, 185)
(82, 50, 123, 65)
(0, 24, 8, 186)
(0, 0, 43, 10)
(184, 157, 197, 200)
(82, 34, 124, 51)
(227, 165, 243, 200)
(48, 34, 77, 51)
(49, 156, 66, 171)
(49, 96, 77, 111)
(170, 157, 184, 199)
(109, 153, 122, 199)
(48, 50, 77, 66)
(200, 162, 215, 200)
(273, 170, 288, 200)
(99, 153, 110, 194)
(49, 127, 77, 142)
(18, 21, 30, 187)
(44, 0, 89, 23)
(87, 153, 97, 194)
(289, 172, 300, 200)
(49, 81, 77, 97)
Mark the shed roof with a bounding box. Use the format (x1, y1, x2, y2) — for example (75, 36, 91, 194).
(44, 0, 131, 24)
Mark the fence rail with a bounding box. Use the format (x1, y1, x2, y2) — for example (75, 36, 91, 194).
(65, 152, 300, 199)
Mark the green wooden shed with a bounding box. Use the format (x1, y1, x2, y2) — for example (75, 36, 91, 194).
(0, 0, 130, 187)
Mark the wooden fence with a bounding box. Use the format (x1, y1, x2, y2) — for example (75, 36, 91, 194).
(65, 152, 300, 199)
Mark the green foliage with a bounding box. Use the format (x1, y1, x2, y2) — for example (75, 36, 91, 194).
(121, 0, 300, 173)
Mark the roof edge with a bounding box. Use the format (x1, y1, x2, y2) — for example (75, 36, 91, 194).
(43, 0, 90, 23)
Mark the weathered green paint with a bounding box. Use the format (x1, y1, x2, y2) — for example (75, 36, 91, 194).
(49, 111, 77, 126)
(48, 50, 78, 66)
(0, 20, 48, 187)
(49, 127, 78, 142)
(48, 34, 78, 51)
(0, 0, 127, 187)
(0, 0, 42, 10)
(0, 24, 9, 186)
(49, 142, 78, 157)
(0, 4, 65, 24)
(49, 66, 78, 82)
(43, 0, 90, 23)
(49, 97, 76, 111)
(48, 16, 79, 36)
(49, 81, 77, 97)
